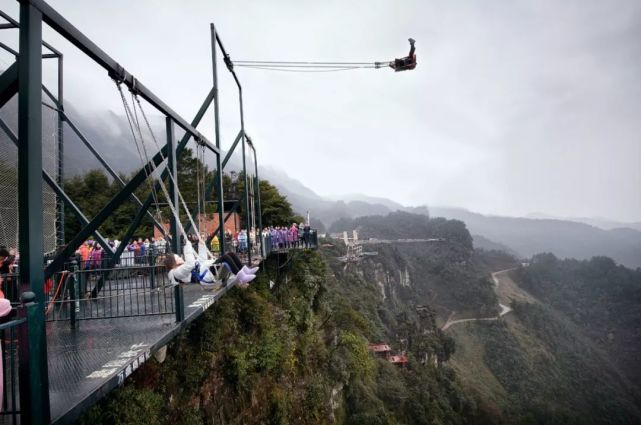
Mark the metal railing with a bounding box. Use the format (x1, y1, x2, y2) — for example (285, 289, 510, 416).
(0, 293, 46, 424)
(48, 260, 175, 324)
(2, 252, 176, 329)
(0, 315, 25, 424)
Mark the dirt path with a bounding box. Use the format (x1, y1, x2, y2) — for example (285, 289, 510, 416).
(441, 268, 515, 331)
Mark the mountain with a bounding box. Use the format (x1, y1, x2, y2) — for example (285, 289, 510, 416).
(449, 255, 641, 425)
(527, 213, 641, 232)
(472, 234, 518, 256)
(430, 207, 641, 268)
(79, 192, 641, 425)
(257, 169, 641, 268)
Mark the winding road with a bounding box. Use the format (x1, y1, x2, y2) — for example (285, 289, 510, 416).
(441, 268, 515, 331)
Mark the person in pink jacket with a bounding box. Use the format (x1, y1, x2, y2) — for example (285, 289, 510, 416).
(290, 224, 299, 247)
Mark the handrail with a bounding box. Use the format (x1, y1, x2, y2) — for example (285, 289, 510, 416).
(0, 317, 26, 330)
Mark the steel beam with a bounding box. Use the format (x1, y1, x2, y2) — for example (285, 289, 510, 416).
(28, 0, 216, 152)
(0, 61, 18, 108)
(81, 87, 216, 283)
(222, 130, 244, 168)
(0, 41, 18, 56)
(166, 117, 180, 254)
(211, 23, 225, 254)
(186, 129, 242, 235)
(251, 143, 263, 234)
(56, 54, 64, 247)
(0, 9, 61, 56)
(44, 85, 216, 279)
(58, 105, 166, 235)
(209, 200, 241, 246)
(17, 2, 50, 422)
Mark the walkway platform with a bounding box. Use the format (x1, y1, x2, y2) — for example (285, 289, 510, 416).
(47, 281, 236, 424)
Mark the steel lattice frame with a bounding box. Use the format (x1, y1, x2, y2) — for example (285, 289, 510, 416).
(0, 1, 264, 422)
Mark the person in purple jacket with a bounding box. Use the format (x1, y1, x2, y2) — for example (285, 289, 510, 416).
(279, 227, 287, 249)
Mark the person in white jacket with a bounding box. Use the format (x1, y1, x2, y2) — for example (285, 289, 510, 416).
(164, 240, 258, 287)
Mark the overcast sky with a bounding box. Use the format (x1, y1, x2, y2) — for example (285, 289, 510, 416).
(2, 0, 640, 222)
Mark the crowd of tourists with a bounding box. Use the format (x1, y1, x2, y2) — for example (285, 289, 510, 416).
(0, 222, 317, 295)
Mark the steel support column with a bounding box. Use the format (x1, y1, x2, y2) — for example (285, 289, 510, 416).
(56, 53, 64, 247)
(241, 121, 251, 263)
(197, 130, 243, 226)
(92, 87, 216, 277)
(252, 145, 262, 236)
(17, 1, 50, 422)
(167, 117, 180, 254)
(211, 23, 225, 255)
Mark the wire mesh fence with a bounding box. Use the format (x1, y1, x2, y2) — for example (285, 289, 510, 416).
(0, 93, 59, 255)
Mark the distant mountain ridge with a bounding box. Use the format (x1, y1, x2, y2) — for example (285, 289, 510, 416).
(266, 170, 641, 268)
(18, 103, 638, 268)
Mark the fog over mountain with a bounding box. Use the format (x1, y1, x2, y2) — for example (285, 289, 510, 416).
(263, 168, 641, 268)
(2, 0, 639, 222)
(4, 89, 637, 268)
(38, 103, 640, 268)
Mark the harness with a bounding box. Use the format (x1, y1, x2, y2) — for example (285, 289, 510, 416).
(190, 262, 216, 285)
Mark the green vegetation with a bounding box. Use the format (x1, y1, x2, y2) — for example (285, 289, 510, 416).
(449, 254, 641, 425)
(75, 200, 641, 424)
(80, 245, 482, 425)
(514, 254, 641, 393)
(62, 149, 301, 241)
(79, 208, 496, 424)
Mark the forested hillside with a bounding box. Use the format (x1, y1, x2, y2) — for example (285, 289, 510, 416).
(448, 256, 641, 424)
(78, 209, 641, 424)
(78, 211, 503, 424)
(80, 247, 489, 424)
(513, 254, 641, 391)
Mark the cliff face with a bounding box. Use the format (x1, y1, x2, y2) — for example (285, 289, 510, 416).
(79, 230, 496, 424)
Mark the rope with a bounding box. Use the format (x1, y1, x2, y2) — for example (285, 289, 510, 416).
(235, 64, 378, 69)
(233, 60, 386, 66)
(232, 59, 387, 73)
(115, 80, 189, 245)
(235, 66, 369, 73)
(196, 144, 203, 235)
(130, 91, 163, 216)
(116, 82, 163, 220)
(132, 94, 215, 259)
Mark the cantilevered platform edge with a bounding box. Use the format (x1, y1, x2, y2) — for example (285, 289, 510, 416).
(50, 281, 237, 425)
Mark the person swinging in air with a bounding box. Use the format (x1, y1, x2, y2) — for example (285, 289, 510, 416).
(164, 237, 258, 288)
(389, 38, 416, 71)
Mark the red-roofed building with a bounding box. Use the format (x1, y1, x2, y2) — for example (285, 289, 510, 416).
(154, 212, 240, 240)
(388, 354, 408, 366)
(368, 343, 392, 358)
